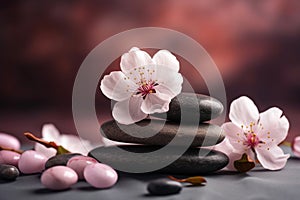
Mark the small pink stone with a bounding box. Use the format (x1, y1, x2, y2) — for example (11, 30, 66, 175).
(0, 150, 20, 167)
(41, 166, 78, 190)
(18, 150, 47, 174)
(67, 156, 98, 180)
(84, 163, 118, 188)
(0, 133, 21, 150)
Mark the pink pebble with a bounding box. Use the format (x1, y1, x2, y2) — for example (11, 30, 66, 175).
(41, 166, 78, 190)
(67, 156, 98, 180)
(0, 133, 21, 150)
(18, 150, 47, 174)
(84, 163, 118, 188)
(0, 150, 20, 167)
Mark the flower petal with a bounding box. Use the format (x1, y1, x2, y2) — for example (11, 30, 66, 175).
(258, 107, 289, 145)
(256, 145, 290, 170)
(141, 93, 171, 114)
(222, 122, 247, 151)
(246, 148, 256, 162)
(123, 64, 156, 87)
(152, 50, 180, 72)
(102, 137, 130, 146)
(34, 124, 60, 158)
(60, 134, 94, 156)
(229, 96, 260, 127)
(120, 47, 153, 73)
(212, 138, 242, 171)
(42, 124, 60, 140)
(35, 143, 56, 159)
(112, 96, 147, 125)
(155, 67, 183, 97)
(100, 71, 136, 101)
(292, 136, 300, 158)
(154, 84, 175, 97)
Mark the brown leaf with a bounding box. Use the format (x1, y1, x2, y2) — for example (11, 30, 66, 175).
(168, 176, 207, 186)
(234, 153, 255, 173)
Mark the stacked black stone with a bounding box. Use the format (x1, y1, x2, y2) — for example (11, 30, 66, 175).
(89, 93, 229, 174)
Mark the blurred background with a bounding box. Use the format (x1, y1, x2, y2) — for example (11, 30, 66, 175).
(0, 0, 299, 144)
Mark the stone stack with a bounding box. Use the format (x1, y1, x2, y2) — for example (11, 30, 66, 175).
(89, 93, 229, 174)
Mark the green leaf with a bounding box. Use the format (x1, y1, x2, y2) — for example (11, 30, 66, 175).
(234, 153, 255, 173)
(56, 145, 71, 155)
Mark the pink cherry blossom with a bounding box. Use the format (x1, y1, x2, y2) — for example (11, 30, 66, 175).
(35, 124, 95, 159)
(292, 136, 300, 157)
(100, 47, 183, 125)
(214, 96, 290, 171)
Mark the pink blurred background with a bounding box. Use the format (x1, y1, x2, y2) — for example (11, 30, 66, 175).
(0, 0, 299, 144)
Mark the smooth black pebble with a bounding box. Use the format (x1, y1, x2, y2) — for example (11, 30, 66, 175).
(0, 164, 19, 181)
(147, 179, 182, 195)
(45, 153, 81, 169)
(152, 93, 224, 123)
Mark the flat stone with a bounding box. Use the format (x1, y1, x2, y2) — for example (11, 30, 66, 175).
(88, 145, 229, 174)
(152, 93, 224, 123)
(101, 119, 224, 147)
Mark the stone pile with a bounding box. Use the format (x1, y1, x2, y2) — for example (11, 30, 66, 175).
(89, 93, 229, 174)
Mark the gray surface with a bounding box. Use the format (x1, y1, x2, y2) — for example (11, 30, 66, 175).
(1, 157, 300, 200)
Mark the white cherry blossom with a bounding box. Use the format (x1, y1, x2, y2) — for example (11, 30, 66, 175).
(100, 47, 183, 124)
(214, 96, 290, 170)
(292, 136, 300, 157)
(35, 124, 95, 158)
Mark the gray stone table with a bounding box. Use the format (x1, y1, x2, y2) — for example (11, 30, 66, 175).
(0, 146, 300, 200)
(1, 147, 300, 200)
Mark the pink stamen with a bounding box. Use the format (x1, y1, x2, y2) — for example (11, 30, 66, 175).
(137, 81, 157, 98)
(245, 133, 260, 148)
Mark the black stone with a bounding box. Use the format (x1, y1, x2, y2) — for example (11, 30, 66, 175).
(0, 164, 19, 181)
(45, 153, 81, 169)
(152, 93, 224, 123)
(147, 179, 182, 195)
(101, 119, 224, 147)
(88, 145, 229, 174)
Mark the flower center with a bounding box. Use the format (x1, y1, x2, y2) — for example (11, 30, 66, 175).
(245, 133, 260, 148)
(241, 122, 262, 148)
(136, 81, 157, 98)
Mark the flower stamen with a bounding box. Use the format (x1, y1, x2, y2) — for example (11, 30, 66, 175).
(136, 80, 158, 99)
(244, 133, 260, 148)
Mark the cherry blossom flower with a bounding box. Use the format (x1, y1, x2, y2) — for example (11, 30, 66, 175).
(35, 124, 95, 158)
(100, 47, 183, 125)
(292, 136, 300, 158)
(214, 96, 290, 171)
